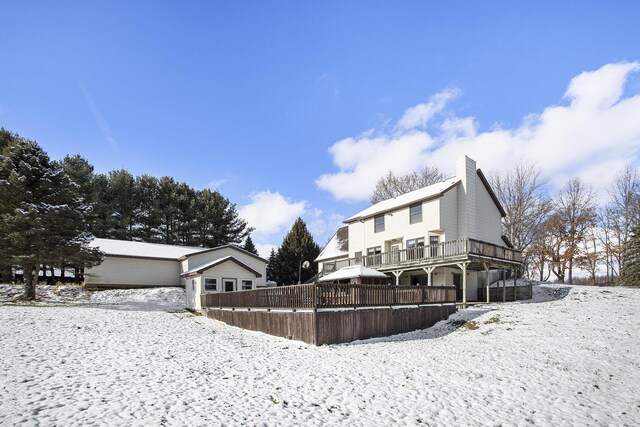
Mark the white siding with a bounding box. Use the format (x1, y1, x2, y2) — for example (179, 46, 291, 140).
(85, 256, 181, 287)
(348, 198, 441, 257)
(183, 248, 266, 288)
(475, 177, 504, 246)
(185, 276, 201, 311)
(186, 260, 262, 311)
(439, 188, 459, 241)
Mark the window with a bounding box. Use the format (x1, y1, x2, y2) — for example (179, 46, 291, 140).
(241, 280, 253, 290)
(406, 238, 425, 260)
(367, 246, 382, 266)
(406, 237, 425, 249)
(429, 235, 440, 257)
(409, 203, 422, 224)
(203, 278, 218, 292)
(374, 215, 385, 233)
(354, 251, 363, 264)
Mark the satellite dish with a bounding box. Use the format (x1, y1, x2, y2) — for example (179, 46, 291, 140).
(302, 260, 310, 269)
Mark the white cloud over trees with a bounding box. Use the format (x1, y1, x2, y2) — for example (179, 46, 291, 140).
(316, 61, 640, 202)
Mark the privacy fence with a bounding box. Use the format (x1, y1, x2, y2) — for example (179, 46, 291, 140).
(201, 283, 457, 345)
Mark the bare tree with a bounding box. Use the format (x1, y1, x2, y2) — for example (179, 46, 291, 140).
(490, 161, 552, 277)
(575, 227, 602, 286)
(606, 165, 640, 276)
(370, 166, 446, 204)
(544, 178, 597, 284)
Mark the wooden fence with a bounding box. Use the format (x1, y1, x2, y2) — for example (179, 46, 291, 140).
(201, 283, 456, 310)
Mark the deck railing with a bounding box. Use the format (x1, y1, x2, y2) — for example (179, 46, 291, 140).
(201, 283, 456, 310)
(323, 238, 521, 274)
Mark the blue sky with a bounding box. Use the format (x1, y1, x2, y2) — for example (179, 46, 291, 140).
(2, 1, 640, 255)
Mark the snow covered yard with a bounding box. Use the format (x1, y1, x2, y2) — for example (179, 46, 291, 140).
(1, 284, 639, 426)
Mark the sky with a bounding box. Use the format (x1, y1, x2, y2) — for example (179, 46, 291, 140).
(1, 1, 640, 256)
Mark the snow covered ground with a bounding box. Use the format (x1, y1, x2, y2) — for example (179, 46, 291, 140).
(1, 284, 639, 426)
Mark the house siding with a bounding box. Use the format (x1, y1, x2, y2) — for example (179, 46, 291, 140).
(85, 256, 181, 288)
(475, 176, 504, 246)
(348, 198, 441, 257)
(184, 248, 266, 287)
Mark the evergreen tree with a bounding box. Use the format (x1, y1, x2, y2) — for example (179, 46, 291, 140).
(134, 174, 162, 242)
(90, 173, 112, 238)
(194, 189, 252, 247)
(108, 169, 136, 240)
(621, 225, 640, 287)
(266, 248, 277, 282)
(271, 218, 320, 285)
(157, 176, 179, 244)
(243, 234, 259, 255)
(0, 132, 104, 299)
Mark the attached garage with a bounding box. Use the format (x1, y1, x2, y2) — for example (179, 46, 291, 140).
(84, 238, 267, 311)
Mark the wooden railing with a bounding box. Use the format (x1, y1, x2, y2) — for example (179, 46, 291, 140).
(323, 238, 521, 274)
(201, 283, 456, 310)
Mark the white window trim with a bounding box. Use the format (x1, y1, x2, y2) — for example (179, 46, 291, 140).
(241, 279, 254, 290)
(203, 276, 218, 293)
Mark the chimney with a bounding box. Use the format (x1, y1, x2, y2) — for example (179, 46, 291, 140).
(456, 155, 477, 239)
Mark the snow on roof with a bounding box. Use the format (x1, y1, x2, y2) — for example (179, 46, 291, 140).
(180, 255, 262, 277)
(89, 238, 205, 260)
(344, 177, 460, 223)
(316, 228, 348, 262)
(318, 265, 388, 282)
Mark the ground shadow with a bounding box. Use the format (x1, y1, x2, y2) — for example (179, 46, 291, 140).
(345, 307, 495, 345)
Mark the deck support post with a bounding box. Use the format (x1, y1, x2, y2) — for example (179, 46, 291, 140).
(423, 266, 436, 286)
(483, 262, 490, 303)
(392, 270, 403, 286)
(502, 269, 506, 303)
(456, 262, 469, 308)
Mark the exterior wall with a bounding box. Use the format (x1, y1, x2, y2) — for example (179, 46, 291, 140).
(183, 248, 266, 288)
(186, 261, 264, 311)
(439, 188, 459, 241)
(84, 256, 181, 288)
(457, 155, 478, 240)
(475, 177, 504, 246)
(347, 198, 441, 257)
(185, 276, 202, 311)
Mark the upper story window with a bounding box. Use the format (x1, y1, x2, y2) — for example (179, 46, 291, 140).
(374, 215, 385, 233)
(409, 203, 422, 224)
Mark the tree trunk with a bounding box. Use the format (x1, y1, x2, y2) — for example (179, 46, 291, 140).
(24, 265, 36, 300)
(2, 265, 12, 283)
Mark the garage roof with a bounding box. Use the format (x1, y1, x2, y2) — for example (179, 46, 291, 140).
(89, 238, 205, 261)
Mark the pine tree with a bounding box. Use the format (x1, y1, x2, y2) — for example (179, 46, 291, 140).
(108, 169, 136, 240)
(621, 225, 640, 287)
(194, 189, 252, 247)
(266, 248, 277, 282)
(271, 218, 320, 285)
(243, 234, 259, 255)
(0, 132, 104, 299)
(134, 174, 162, 242)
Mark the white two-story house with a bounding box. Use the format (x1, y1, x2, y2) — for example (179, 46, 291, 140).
(316, 155, 521, 304)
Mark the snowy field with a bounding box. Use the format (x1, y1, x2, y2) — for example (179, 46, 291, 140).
(1, 284, 639, 426)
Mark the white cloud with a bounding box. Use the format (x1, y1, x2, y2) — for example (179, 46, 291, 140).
(396, 88, 461, 130)
(239, 191, 346, 257)
(205, 178, 227, 190)
(239, 191, 306, 239)
(317, 61, 640, 202)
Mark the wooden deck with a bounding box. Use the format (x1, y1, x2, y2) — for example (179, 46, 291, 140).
(322, 238, 522, 274)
